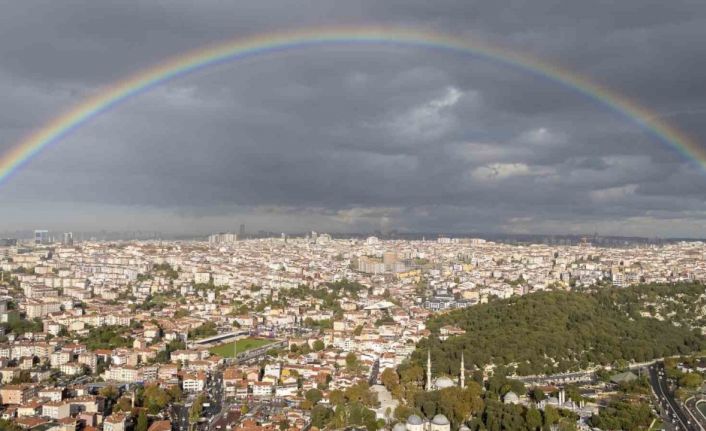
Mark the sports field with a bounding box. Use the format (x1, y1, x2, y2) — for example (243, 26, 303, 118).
(208, 337, 272, 358)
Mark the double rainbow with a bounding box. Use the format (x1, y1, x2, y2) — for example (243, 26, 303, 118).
(0, 26, 701, 186)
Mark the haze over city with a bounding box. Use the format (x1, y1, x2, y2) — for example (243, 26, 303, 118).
(1, 1, 706, 237)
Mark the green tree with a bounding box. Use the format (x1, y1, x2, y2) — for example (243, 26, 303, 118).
(100, 385, 119, 402)
(346, 352, 359, 370)
(313, 340, 325, 352)
(679, 372, 703, 389)
(189, 394, 204, 422)
(543, 405, 560, 428)
(380, 368, 400, 392)
(305, 388, 323, 404)
(143, 384, 170, 414)
(530, 388, 545, 402)
(135, 409, 149, 431)
(525, 407, 542, 431)
(311, 405, 333, 428)
(329, 389, 346, 406)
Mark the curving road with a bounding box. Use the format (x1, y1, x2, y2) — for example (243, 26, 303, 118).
(685, 397, 706, 430)
(649, 364, 697, 431)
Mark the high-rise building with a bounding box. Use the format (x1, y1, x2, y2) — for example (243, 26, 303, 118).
(239, 224, 245, 238)
(34, 230, 49, 245)
(208, 232, 237, 245)
(383, 251, 398, 266)
(62, 232, 74, 246)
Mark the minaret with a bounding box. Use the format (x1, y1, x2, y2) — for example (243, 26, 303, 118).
(427, 350, 432, 391)
(460, 352, 465, 389)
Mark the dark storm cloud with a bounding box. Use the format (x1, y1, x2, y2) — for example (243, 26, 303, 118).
(1, 0, 706, 236)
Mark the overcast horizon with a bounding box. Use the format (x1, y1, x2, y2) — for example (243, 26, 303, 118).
(2, 1, 706, 237)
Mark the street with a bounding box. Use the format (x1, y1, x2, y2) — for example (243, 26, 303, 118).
(648, 364, 697, 431)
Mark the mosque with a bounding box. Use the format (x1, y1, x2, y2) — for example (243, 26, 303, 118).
(391, 351, 468, 431)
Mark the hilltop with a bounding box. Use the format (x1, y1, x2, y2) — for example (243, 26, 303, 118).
(411, 283, 706, 376)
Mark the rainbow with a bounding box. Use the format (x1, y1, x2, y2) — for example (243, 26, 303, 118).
(0, 26, 701, 186)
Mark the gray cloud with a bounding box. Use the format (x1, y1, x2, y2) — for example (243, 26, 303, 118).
(1, 0, 706, 236)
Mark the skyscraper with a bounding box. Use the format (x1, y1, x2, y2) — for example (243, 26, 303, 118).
(62, 232, 74, 246)
(34, 230, 49, 245)
(208, 232, 237, 245)
(239, 224, 245, 238)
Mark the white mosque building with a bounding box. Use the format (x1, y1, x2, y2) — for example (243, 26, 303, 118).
(427, 350, 466, 391)
(391, 351, 469, 431)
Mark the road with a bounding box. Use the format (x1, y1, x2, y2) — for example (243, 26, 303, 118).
(685, 397, 706, 430)
(169, 403, 190, 431)
(648, 364, 697, 431)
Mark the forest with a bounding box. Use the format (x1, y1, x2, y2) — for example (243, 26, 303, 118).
(412, 283, 706, 376)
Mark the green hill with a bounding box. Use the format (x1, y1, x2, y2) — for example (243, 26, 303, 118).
(412, 283, 706, 376)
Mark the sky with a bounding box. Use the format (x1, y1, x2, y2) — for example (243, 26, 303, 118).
(1, 0, 706, 237)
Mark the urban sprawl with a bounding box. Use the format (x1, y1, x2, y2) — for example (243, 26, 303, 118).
(0, 231, 705, 431)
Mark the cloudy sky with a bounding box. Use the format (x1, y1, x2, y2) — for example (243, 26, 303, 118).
(1, 0, 706, 237)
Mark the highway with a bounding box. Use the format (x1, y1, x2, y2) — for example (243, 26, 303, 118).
(648, 364, 697, 431)
(685, 397, 706, 430)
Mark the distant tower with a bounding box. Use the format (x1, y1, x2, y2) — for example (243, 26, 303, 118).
(460, 352, 465, 389)
(427, 350, 432, 391)
(239, 224, 245, 238)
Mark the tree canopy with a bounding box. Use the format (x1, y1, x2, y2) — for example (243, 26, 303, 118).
(413, 284, 706, 376)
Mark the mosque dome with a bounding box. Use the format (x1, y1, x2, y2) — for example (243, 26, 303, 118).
(503, 391, 520, 404)
(434, 376, 455, 389)
(393, 423, 408, 431)
(407, 415, 424, 426)
(432, 414, 450, 426)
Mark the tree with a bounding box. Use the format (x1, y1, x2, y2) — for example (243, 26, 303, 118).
(136, 409, 149, 431)
(329, 389, 346, 406)
(525, 408, 542, 431)
(10, 371, 32, 384)
(380, 368, 400, 392)
(543, 405, 560, 428)
(345, 382, 378, 407)
(313, 340, 325, 352)
(305, 388, 323, 404)
(100, 385, 119, 402)
(311, 405, 333, 428)
(143, 384, 171, 414)
(394, 405, 414, 422)
(679, 372, 703, 389)
(411, 285, 706, 377)
(530, 388, 545, 402)
(166, 385, 182, 402)
(189, 394, 204, 422)
(113, 397, 132, 413)
(400, 364, 424, 385)
(346, 352, 358, 370)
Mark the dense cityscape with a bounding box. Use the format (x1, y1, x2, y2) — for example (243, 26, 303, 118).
(0, 231, 704, 430)
(2, 1, 706, 431)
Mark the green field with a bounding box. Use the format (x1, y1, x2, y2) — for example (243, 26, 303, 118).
(209, 338, 272, 358)
(697, 401, 706, 417)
